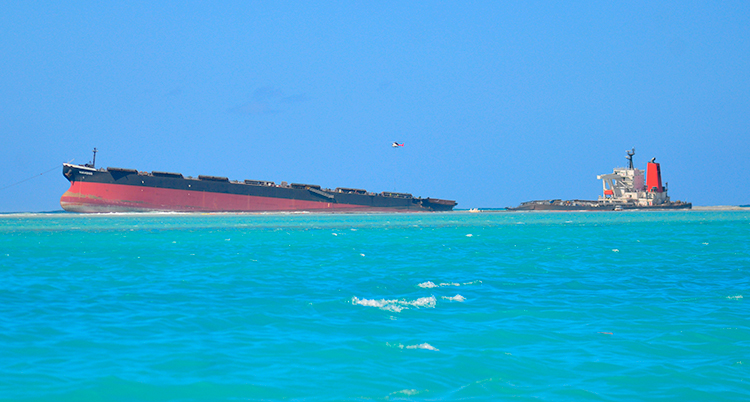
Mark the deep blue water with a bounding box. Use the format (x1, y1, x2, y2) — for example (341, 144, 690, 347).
(1, 211, 748, 401)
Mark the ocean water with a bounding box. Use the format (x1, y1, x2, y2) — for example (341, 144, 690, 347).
(0, 210, 748, 401)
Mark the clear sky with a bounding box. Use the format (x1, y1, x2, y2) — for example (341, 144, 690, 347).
(2, 1, 749, 212)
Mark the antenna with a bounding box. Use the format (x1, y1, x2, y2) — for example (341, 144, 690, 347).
(626, 148, 635, 169)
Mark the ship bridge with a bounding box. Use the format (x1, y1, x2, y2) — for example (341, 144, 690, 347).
(597, 149, 670, 206)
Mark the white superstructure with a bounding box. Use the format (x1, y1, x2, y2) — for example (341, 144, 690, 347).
(597, 149, 670, 207)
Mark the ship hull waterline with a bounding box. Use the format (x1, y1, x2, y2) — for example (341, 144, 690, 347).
(61, 181, 413, 213)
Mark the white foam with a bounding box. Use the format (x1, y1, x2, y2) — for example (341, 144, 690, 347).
(442, 294, 466, 302)
(352, 296, 436, 312)
(727, 295, 743, 300)
(353, 297, 396, 308)
(390, 389, 420, 397)
(411, 296, 437, 308)
(388, 342, 440, 351)
(407, 343, 439, 351)
(418, 281, 438, 288)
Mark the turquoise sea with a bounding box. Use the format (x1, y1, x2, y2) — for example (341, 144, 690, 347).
(1, 211, 748, 401)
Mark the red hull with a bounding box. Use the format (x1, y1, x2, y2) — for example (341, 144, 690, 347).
(61, 181, 400, 213)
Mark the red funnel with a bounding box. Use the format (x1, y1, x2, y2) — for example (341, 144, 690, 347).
(646, 162, 663, 193)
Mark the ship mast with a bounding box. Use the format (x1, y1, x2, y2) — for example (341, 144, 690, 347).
(92, 148, 97, 168)
(626, 148, 635, 169)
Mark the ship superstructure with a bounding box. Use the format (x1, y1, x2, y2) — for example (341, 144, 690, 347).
(597, 149, 672, 207)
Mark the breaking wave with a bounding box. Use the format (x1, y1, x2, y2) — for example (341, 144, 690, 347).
(351, 296, 436, 312)
(387, 342, 440, 351)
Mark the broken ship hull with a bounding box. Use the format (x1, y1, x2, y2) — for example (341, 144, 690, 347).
(508, 149, 691, 211)
(508, 200, 616, 211)
(508, 199, 692, 211)
(60, 164, 456, 213)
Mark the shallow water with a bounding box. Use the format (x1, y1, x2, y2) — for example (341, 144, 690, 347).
(1, 211, 748, 401)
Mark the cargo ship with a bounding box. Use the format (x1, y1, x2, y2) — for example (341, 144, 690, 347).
(60, 150, 457, 213)
(508, 149, 691, 211)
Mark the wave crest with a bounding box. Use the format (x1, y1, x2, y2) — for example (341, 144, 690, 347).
(352, 296, 436, 312)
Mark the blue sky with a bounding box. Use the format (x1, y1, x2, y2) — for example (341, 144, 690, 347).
(1, 1, 748, 211)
